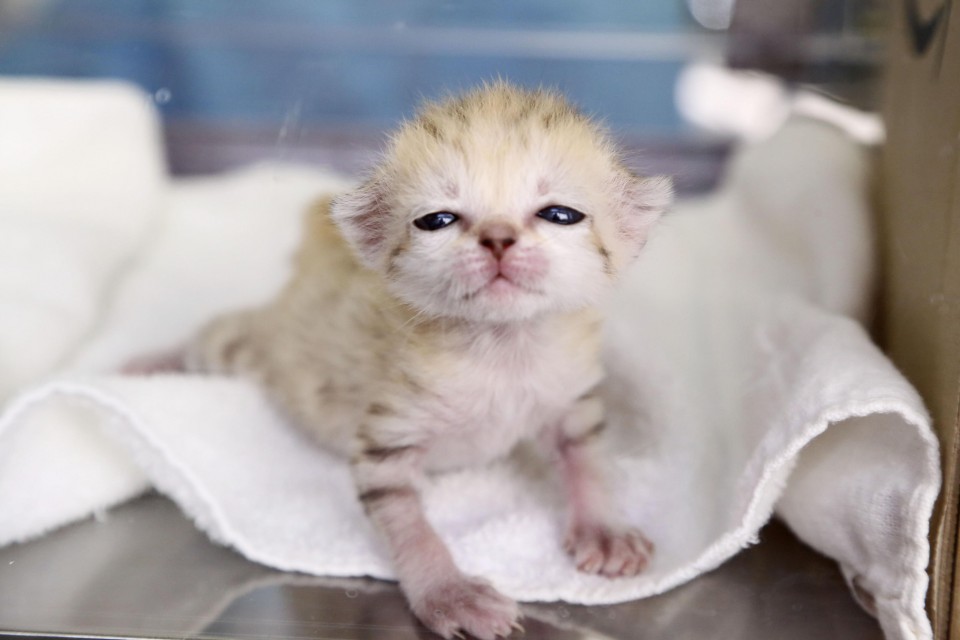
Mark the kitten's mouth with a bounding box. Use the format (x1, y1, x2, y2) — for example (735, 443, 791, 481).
(464, 274, 542, 300)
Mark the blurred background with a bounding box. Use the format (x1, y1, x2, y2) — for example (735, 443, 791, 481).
(0, 0, 884, 192)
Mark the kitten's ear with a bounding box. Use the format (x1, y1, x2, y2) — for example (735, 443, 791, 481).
(330, 176, 392, 268)
(616, 173, 673, 255)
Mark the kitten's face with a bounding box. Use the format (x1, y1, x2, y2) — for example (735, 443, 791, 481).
(333, 84, 671, 323)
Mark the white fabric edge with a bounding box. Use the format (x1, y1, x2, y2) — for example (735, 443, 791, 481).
(0, 377, 937, 610)
(519, 397, 937, 605)
(0, 378, 395, 579)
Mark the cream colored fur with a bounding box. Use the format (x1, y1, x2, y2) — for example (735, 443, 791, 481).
(175, 82, 671, 640)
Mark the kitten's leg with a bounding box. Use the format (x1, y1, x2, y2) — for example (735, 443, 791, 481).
(353, 426, 520, 640)
(553, 386, 653, 577)
(183, 310, 262, 375)
(122, 311, 257, 376)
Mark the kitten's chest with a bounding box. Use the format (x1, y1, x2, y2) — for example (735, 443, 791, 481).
(420, 325, 600, 470)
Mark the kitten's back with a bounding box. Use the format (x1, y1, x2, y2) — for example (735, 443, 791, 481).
(189, 195, 391, 456)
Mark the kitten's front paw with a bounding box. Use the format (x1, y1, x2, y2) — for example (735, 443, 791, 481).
(412, 576, 520, 640)
(564, 522, 654, 577)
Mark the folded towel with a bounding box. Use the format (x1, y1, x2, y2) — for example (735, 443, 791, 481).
(0, 78, 166, 399)
(0, 79, 940, 640)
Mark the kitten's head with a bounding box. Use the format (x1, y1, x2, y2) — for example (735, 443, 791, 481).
(332, 82, 672, 323)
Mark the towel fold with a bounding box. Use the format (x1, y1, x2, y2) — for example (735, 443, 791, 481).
(0, 79, 166, 398)
(0, 78, 940, 640)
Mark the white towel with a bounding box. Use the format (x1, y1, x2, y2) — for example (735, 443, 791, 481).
(0, 79, 166, 399)
(0, 79, 940, 640)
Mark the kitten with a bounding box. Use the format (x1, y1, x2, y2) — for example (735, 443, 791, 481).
(135, 82, 671, 639)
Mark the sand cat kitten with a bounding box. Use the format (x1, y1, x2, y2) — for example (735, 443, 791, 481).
(137, 82, 671, 639)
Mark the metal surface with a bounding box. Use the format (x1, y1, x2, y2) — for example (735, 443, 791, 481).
(0, 494, 882, 640)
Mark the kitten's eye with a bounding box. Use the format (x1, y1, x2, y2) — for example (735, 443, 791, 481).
(413, 211, 459, 231)
(536, 205, 586, 225)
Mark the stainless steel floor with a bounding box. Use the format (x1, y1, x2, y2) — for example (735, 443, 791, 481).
(0, 493, 882, 640)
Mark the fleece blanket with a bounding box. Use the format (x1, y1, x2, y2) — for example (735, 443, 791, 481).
(0, 77, 940, 640)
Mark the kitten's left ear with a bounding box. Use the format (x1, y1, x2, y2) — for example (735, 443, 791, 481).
(330, 175, 393, 269)
(616, 173, 673, 255)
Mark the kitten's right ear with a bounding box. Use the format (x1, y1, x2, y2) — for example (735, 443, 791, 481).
(616, 173, 673, 256)
(330, 176, 392, 268)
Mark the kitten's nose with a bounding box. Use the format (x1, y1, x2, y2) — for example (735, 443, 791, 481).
(478, 224, 517, 260)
